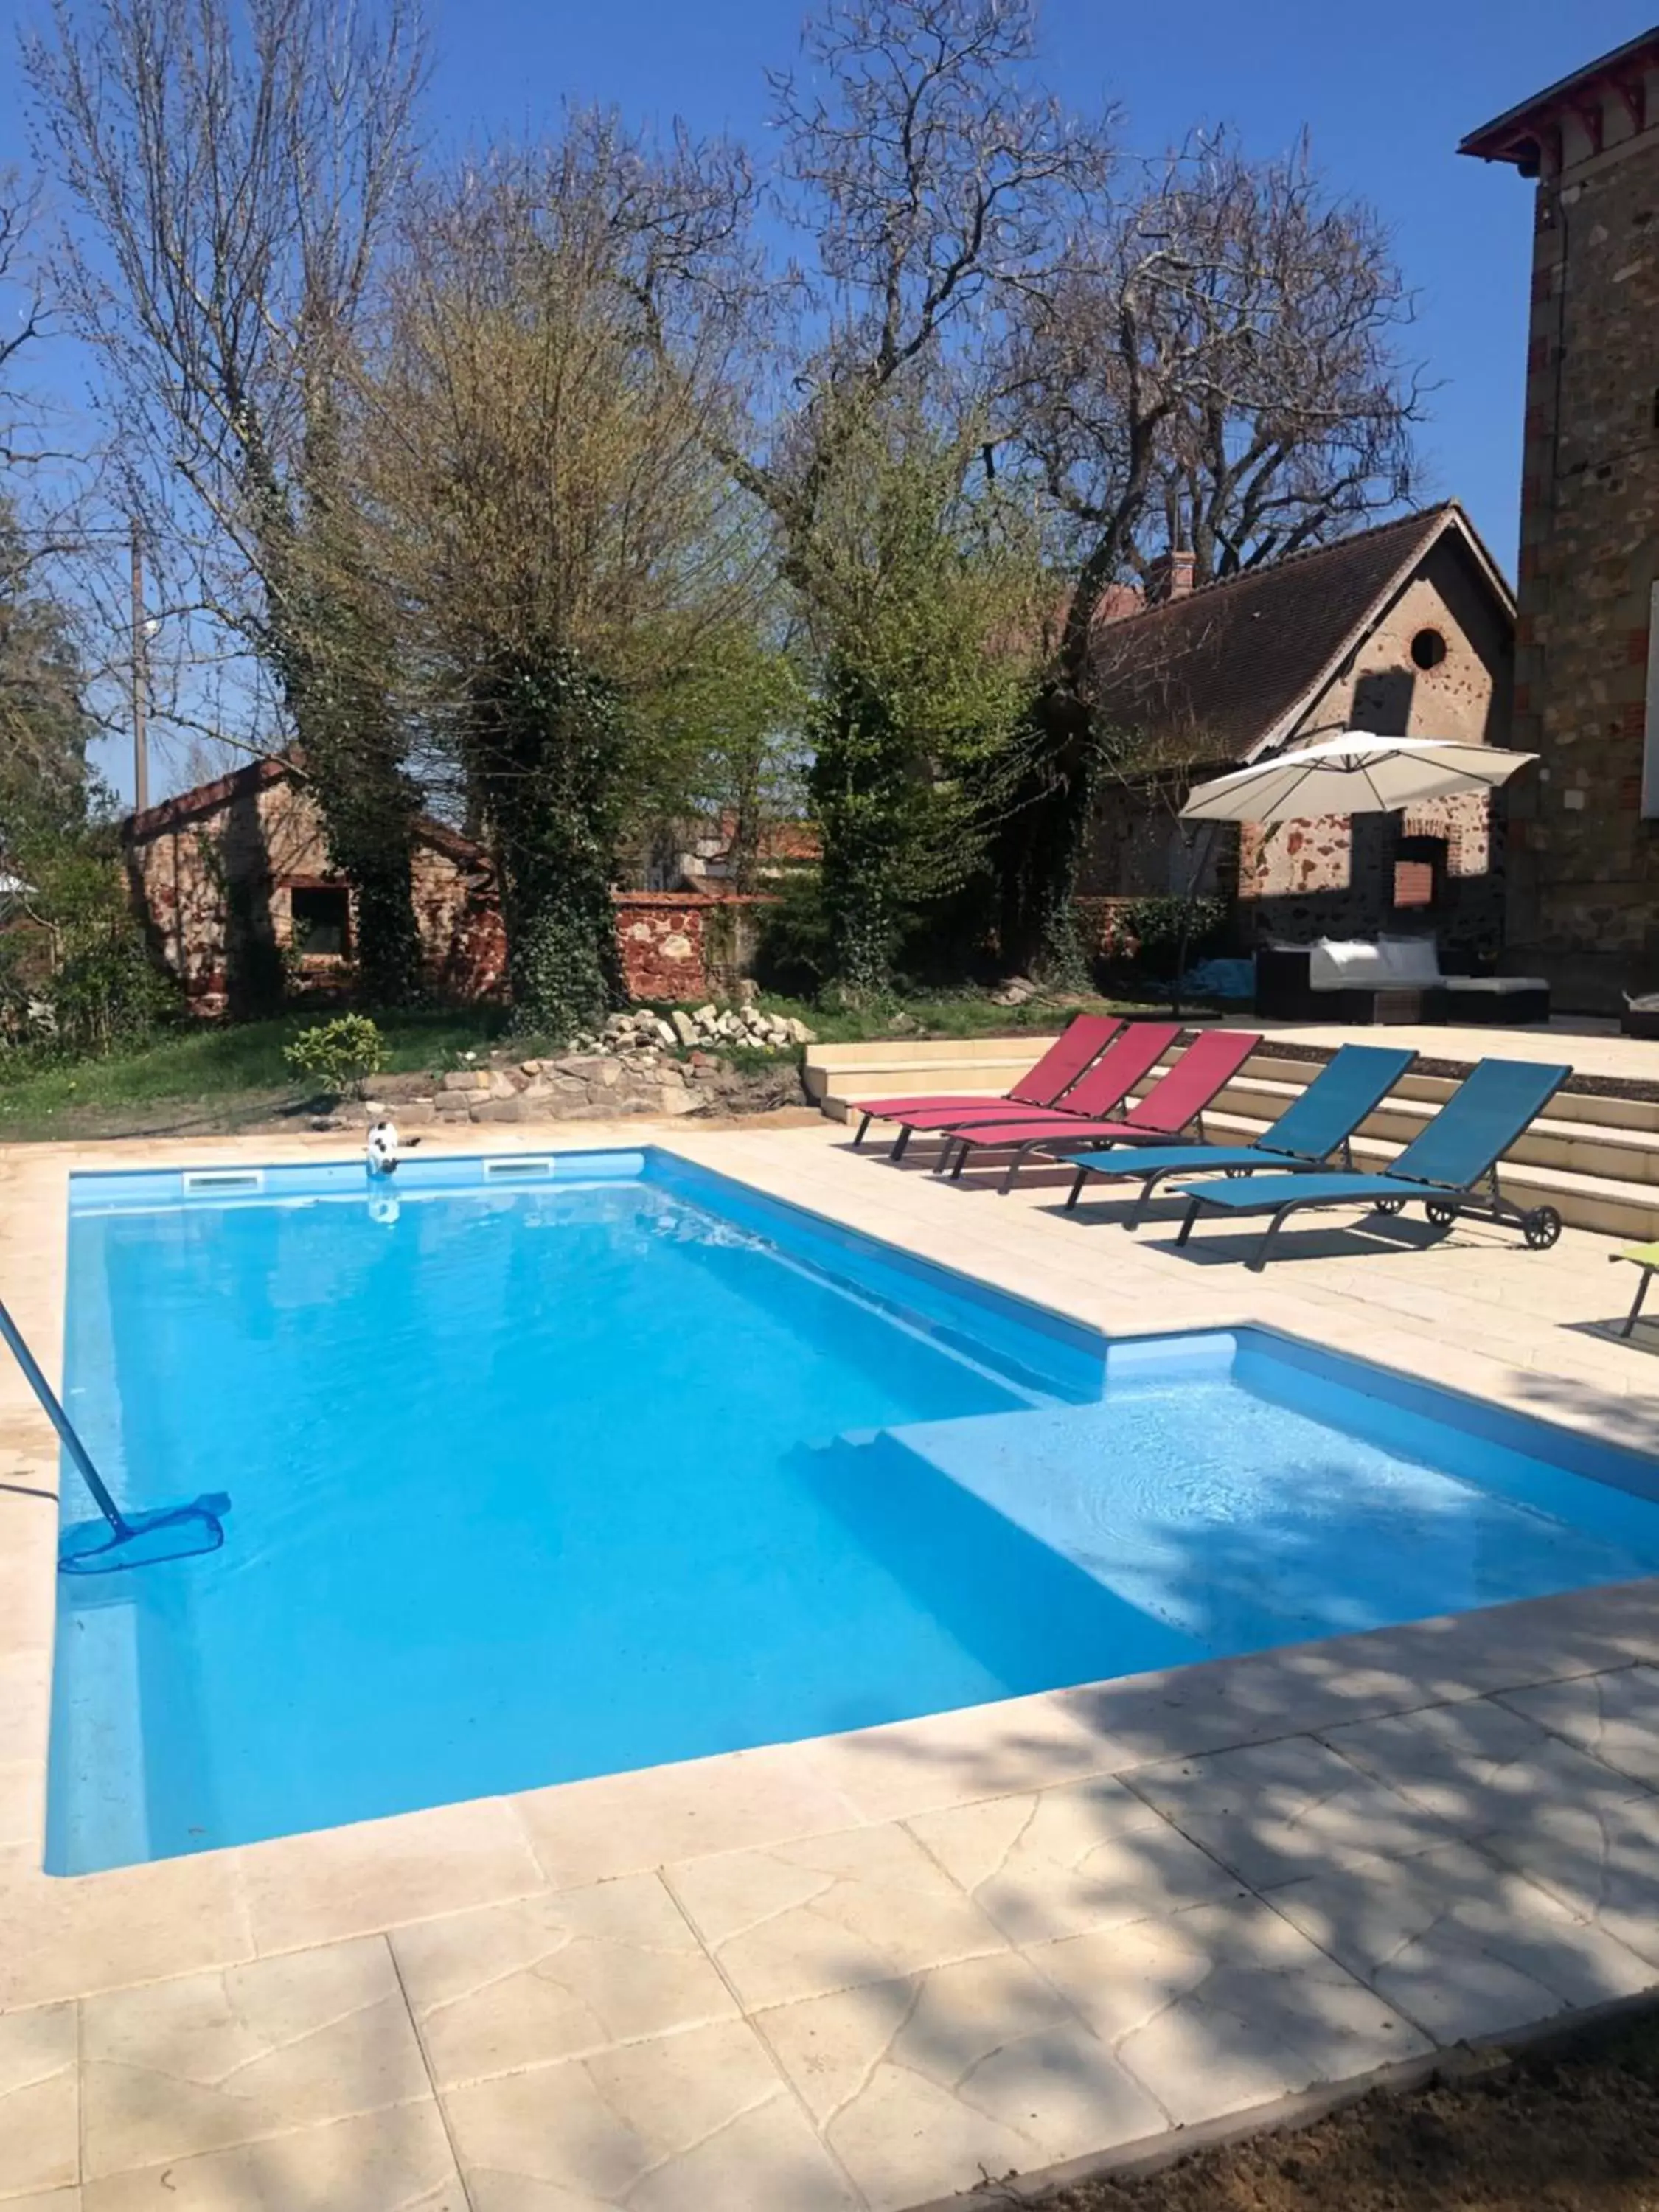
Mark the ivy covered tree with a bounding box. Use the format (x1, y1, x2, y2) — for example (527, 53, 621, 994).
(793, 404, 1038, 994)
(363, 121, 756, 1035)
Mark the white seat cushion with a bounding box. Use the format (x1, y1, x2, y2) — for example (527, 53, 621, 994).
(1308, 939, 1388, 989)
(1377, 934, 1443, 986)
(1308, 936, 1443, 991)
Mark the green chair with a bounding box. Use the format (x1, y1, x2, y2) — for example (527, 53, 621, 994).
(1612, 1242, 1659, 1338)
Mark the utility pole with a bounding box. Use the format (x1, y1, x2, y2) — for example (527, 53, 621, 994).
(130, 520, 149, 815)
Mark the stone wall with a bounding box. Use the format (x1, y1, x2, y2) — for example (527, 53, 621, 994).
(611, 892, 770, 1001)
(1506, 113, 1659, 1007)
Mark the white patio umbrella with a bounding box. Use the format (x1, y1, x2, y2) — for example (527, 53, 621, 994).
(1162, 731, 1537, 1018)
(1179, 731, 1537, 824)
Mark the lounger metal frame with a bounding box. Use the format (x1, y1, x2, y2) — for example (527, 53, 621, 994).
(1175, 1150, 1567, 1274)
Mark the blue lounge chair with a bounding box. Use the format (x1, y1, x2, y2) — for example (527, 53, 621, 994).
(1167, 1056, 1571, 1271)
(1058, 1043, 1417, 1229)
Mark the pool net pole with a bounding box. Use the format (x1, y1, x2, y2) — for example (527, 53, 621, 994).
(0, 1297, 133, 1538)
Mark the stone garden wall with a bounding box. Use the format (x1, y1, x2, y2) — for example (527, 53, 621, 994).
(349, 1003, 815, 1130)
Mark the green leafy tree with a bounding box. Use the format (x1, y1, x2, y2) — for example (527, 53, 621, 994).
(1, 815, 177, 1055)
(363, 122, 757, 1036)
(795, 404, 1040, 995)
(635, 630, 807, 893)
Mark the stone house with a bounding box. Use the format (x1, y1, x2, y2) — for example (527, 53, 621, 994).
(1461, 27, 1659, 1009)
(1079, 503, 1517, 962)
(123, 757, 754, 1013)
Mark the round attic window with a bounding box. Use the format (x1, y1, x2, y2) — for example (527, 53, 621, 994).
(1411, 627, 1447, 670)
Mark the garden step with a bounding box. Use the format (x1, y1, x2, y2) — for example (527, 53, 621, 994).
(1206, 1075, 1659, 1189)
(804, 1037, 1062, 1105)
(1183, 1110, 1659, 1241)
(811, 1035, 1659, 1240)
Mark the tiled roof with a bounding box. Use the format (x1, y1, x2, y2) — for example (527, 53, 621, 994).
(123, 751, 487, 870)
(1089, 506, 1498, 769)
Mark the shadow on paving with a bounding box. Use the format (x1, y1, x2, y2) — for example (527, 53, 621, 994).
(1052, 2003, 1659, 2212)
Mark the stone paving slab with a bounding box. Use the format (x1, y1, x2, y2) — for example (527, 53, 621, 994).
(1497, 1663, 1659, 1786)
(754, 1951, 1166, 2212)
(389, 1875, 741, 2088)
(1266, 1836, 1658, 2045)
(439, 2015, 861, 2211)
(4, 1117, 1659, 2208)
(1025, 1895, 1430, 2128)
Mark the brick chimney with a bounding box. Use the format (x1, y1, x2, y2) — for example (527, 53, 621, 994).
(1147, 548, 1196, 602)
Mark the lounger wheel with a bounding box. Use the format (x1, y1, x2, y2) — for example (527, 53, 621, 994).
(1425, 1200, 1459, 1228)
(1523, 1205, 1563, 1251)
(1371, 1196, 1405, 1216)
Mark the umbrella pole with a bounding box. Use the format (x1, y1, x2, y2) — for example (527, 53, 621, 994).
(1171, 820, 1220, 1023)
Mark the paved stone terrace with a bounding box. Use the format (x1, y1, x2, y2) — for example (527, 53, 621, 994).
(3, 1118, 1659, 2210)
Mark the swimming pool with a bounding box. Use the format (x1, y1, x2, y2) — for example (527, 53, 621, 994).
(48, 1147, 1659, 1874)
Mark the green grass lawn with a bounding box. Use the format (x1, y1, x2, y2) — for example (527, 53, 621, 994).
(0, 1009, 513, 1139)
(0, 986, 1162, 1141)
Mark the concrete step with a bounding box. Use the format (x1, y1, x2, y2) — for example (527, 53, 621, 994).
(1243, 1055, 1659, 1137)
(808, 1034, 1659, 1242)
(1206, 1075, 1659, 1190)
(1183, 1108, 1659, 1242)
(804, 1035, 1064, 1106)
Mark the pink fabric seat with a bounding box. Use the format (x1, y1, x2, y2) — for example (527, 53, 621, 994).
(938, 1028, 1263, 1193)
(851, 1015, 1120, 1155)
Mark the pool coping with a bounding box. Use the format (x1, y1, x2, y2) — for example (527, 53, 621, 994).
(4, 1118, 1659, 2210)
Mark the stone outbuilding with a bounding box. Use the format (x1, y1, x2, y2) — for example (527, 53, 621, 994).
(1461, 26, 1659, 1010)
(123, 757, 754, 1014)
(1079, 502, 1517, 964)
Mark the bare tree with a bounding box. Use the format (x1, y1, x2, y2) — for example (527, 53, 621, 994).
(361, 119, 761, 1032)
(0, 171, 51, 473)
(1122, 140, 1421, 587)
(26, 0, 431, 1004)
(990, 132, 1423, 973)
(723, 0, 1103, 991)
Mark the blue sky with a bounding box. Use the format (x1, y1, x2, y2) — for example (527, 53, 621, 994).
(418, 0, 1648, 567)
(0, 0, 1651, 799)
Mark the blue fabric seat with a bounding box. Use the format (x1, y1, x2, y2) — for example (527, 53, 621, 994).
(1057, 1043, 1416, 1229)
(1167, 1057, 1573, 1270)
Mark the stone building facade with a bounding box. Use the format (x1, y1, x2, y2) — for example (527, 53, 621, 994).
(1462, 28, 1659, 1008)
(1079, 504, 1516, 961)
(124, 759, 753, 1013)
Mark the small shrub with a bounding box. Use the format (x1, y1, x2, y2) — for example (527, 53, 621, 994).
(1, 835, 178, 1057)
(284, 1014, 386, 1098)
(1107, 895, 1228, 977)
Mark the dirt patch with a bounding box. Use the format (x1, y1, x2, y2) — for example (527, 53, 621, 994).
(1054, 2009, 1659, 2212)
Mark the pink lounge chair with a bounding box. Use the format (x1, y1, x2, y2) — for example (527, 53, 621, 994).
(938, 1026, 1263, 1193)
(905, 1020, 1180, 1182)
(851, 1015, 1121, 1158)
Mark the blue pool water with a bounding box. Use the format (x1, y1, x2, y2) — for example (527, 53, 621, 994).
(49, 1149, 1659, 1874)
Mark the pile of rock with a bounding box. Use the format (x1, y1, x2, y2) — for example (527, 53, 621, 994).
(571, 1004, 817, 1055)
(347, 1000, 815, 1130)
(989, 975, 1040, 1007)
